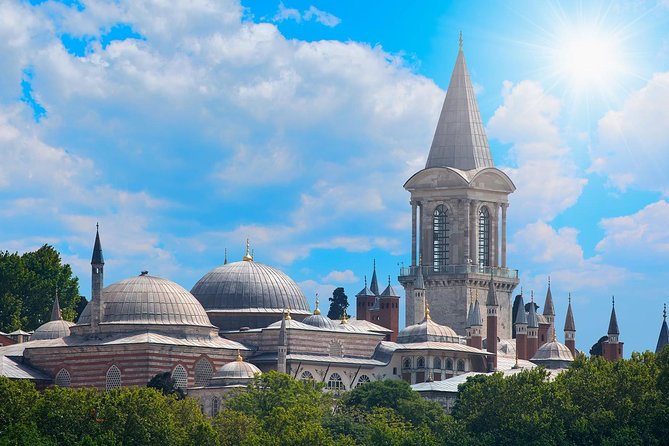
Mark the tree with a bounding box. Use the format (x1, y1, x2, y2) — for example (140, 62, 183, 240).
(0, 245, 80, 332)
(590, 335, 608, 356)
(147, 371, 185, 399)
(327, 287, 348, 320)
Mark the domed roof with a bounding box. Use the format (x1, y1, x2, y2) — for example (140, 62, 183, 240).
(302, 314, 337, 329)
(32, 320, 75, 340)
(78, 273, 213, 327)
(531, 340, 574, 362)
(212, 352, 261, 385)
(191, 260, 309, 314)
(397, 306, 459, 343)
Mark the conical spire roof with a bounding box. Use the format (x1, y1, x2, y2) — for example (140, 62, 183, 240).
(466, 299, 474, 329)
(415, 265, 425, 290)
(50, 292, 63, 321)
(527, 293, 538, 328)
(656, 304, 668, 354)
(369, 260, 379, 295)
(356, 276, 375, 297)
(608, 297, 620, 335)
(91, 225, 104, 265)
(426, 35, 494, 171)
(380, 276, 399, 297)
(543, 277, 555, 316)
(564, 294, 576, 332)
(514, 294, 527, 326)
(470, 299, 482, 327)
(486, 273, 498, 306)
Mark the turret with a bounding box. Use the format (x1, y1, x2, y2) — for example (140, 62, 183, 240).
(526, 292, 539, 360)
(413, 264, 426, 323)
(470, 297, 483, 349)
(564, 293, 576, 357)
(465, 297, 474, 343)
(90, 224, 104, 332)
(379, 276, 400, 341)
(486, 272, 498, 370)
(538, 276, 555, 346)
(514, 292, 527, 360)
(657, 304, 668, 354)
(604, 297, 623, 361)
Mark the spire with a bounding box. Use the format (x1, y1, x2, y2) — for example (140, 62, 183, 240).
(486, 272, 498, 306)
(564, 293, 576, 332)
(91, 224, 104, 265)
(370, 259, 379, 295)
(426, 35, 494, 170)
(608, 296, 620, 335)
(356, 276, 375, 297)
(466, 295, 474, 329)
(656, 304, 668, 353)
(543, 276, 555, 316)
(50, 290, 63, 321)
(415, 264, 425, 290)
(243, 238, 253, 261)
(380, 276, 399, 297)
(514, 293, 527, 326)
(527, 291, 538, 328)
(471, 298, 482, 327)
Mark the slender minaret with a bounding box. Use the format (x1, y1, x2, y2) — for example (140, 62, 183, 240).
(486, 272, 498, 370)
(656, 304, 668, 354)
(90, 224, 104, 332)
(604, 297, 622, 361)
(564, 293, 576, 357)
(413, 265, 426, 323)
(527, 292, 539, 360)
(540, 276, 555, 346)
(514, 292, 527, 360)
(470, 296, 483, 350)
(277, 310, 288, 373)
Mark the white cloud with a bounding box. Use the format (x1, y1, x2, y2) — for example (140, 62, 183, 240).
(597, 200, 669, 257)
(273, 3, 341, 27)
(322, 269, 358, 283)
(593, 71, 669, 194)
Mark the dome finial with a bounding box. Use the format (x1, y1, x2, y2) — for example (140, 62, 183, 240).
(314, 294, 321, 315)
(664, 303, 667, 320)
(243, 238, 253, 261)
(286, 308, 292, 320)
(548, 275, 551, 288)
(224, 248, 228, 265)
(459, 31, 463, 50)
(568, 292, 571, 304)
(424, 300, 431, 321)
(236, 349, 243, 362)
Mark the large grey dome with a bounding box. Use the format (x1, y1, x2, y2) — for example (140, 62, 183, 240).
(78, 273, 213, 328)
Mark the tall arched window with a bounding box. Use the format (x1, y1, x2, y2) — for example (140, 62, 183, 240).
(433, 357, 442, 370)
(172, 364, 188, 389)
(356, 375, 371, 387)
(327, 373, 345, 393)
(55, 368, 71, 387)
(106, 365, 121, 391)
(446, 358, 453, 370)
(194, 358, 214, 387)
(478, 206, 491, 267)
(211, 397, 220, 417)
(416, 357, 425, 368)
(433, 205, 449, 271)
(457, 359, 465, 372)
(402, 357, 412, 369)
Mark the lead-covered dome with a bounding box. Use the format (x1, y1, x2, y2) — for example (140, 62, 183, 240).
(397, 307, 459, 344)
(32, 320, 75, 340)
(210, 352, 261, 386)
(191, 260, 310, 331)
(531, 339, 574, 369)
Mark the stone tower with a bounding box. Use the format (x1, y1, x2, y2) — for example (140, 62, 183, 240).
(398, 37, 519, 339)
(90, 225, 104, 331)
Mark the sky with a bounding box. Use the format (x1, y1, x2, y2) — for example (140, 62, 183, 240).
(1, 0, 669, 356)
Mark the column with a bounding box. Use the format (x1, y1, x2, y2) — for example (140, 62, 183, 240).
(501, 204, 508, 268)
(411, 200, 417, 267)
(463, 199, 471, 265)
(493, 204, 499, 267)
(418, 202, 424, 267)
(469, 201, 478, 266)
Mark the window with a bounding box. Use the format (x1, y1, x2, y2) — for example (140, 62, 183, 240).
(356, 375, 371, 387)
(433, 358, 442, 370)
(478, 206, 491, 267)
(55, 368, 71, 387)
(416, 357, 425, 368)
(211, 397, 220, 417)
(402, 357, 412, 369)
(327, 373, 345, 393)
(106, 365, 121, 391)
(433, 205, 450, 271)
(457, 359, 465, 372)
(172, 364, 188, 389)
(194, 358, 214, 387)
(446, 358, 453, 370)
(300, 371, 314, 380)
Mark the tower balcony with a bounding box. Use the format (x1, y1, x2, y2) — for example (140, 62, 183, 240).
(399, 264, 518, 282)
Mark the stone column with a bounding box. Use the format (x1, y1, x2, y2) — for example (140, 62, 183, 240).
(493, 204, 499, 267)
(463, 199, 471, 265)
(418, 202, 424, 267)
(411, 200, 417, 267)
(501, 204, 508, 268)
(469, 201, 478, 266)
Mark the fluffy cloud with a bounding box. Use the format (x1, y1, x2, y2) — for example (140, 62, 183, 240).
(594, 71, 669, 193)
(322, 269, 358, 283)
(274, 3, 341, 27)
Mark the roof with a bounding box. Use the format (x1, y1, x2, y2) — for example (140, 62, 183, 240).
(9, 330, 31, 336)
(469, 299, 482, 327)
(531, 340, 574, 362)
(380, 278, 399, 297)
(91, 228, 104, 264)
(214, 354, 261, 381)
(656, 305, 668, 354)
(369, 261, 379, 295)
(415, 266, 425, 290)
(190, 260, 309, 313)
(0, 356, 51, 381)
(347, 318, 393, 333)
(486, 275, 498, 306)
(250, 352, 386, 367)
(543, 283, 555, 316)
(382, 341, 487, 355)
(527, 300, 538, 328)
(514, 294, 527, 325)
(31, 320, 75, 341)
(465, 301, 474, 328)
(302, 313, 337, 330)
(425, 44, 494, 171)
(608, 300, 620, 335)
(564, 298, 576, 332)
(397, 317, 459, 344)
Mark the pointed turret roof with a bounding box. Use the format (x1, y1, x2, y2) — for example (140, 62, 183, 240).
(486, 273, 498, 307)
(426, 35, 494, 171)
(470, 299, 482, 327)
(466, 299, 474, 329)
(380, 276, 399, 297)
(564, 294, 576, 332)
(370, 260, 379, 295)
(356, 276, 375, 297)
(50, 292, 63, 321)
(91, 225, 104, 265)
(527, 293, 538, 328)
(415, 266, 425, 290)
(608, 297, 620, 335)
(514, 294, 527, 326)
(656, 304, 668, 354)
(543, 277, 555, 316)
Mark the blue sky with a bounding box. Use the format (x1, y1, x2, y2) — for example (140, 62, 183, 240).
(2, 0, 669, 355)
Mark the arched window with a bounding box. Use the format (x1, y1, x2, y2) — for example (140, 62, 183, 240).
(402, 357, 412, 369)
(356, 375, 371, 387)
(457, 359, 465, 372)
(211, 397, 220, 417)
(194, 358, 214, 387)
(172, 364, 188, 389)
(446, 358, 453, 370)
(416, 357, 425, 368)
(433, 358, 442, 370)
(478, 206, 491, 267)
(300, 371, 314, 380)
(106, 365, 121, 391)
(327, 373, 345, 393)
(55, 368, 71, 387)
(433, 205, 450, 271)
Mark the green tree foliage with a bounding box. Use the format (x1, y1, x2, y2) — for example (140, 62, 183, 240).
(147, 371, 185, 400)
(0, 245, 80, 332)
(327, 287, 349, 320)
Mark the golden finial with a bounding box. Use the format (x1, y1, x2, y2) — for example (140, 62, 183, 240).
(551, 325, 557, 342)
(236, 349, 243, 362)
(459, 31, 463, 50)
(424, 300, 431, 321)
(243, 238, 253, 261)
(286, 308, 292, 320)
(314, 294, 321, 315)
(340, 312, 348, 324)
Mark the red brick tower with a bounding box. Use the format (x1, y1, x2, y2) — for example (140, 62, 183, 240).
(527, 292, 539, 360)
(378, 276, 400, 341)
(514, 292, 528, 360)
(603, 297, 623, 362)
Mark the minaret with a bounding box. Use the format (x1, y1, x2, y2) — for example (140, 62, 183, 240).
(399, 34, 518, 337)
(514, 292, 527, 360)
(90, 224, 104, 332)
(540, 276, 555, 346)
(564, 293, 576, 357)
(604, 297, 622, 361)
(526, 292, 539, 360)
(413, 264, 426, 323)
(465, 295, 474, 344)
(657, 304, 668, 354)
(470, 296, 483, 350)
(277, 310, 288, 373)
(486, 272, 498, 370)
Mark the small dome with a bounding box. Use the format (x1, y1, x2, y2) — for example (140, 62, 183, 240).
(302, 312, 337, 329)
(397, 317, 459, 343)
(532, 340, 574, 362)
(31, 320, 75, 340)
(78, 273, 213, 328)
(212, 353, 261, 386)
